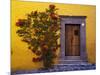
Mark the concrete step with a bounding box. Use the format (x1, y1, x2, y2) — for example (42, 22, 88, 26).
(58, 60, 87, 64)
(12, 63, 96, 74)
(52, 63, 96, 71)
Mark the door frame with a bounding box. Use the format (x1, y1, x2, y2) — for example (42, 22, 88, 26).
(60, 16, 87, 61)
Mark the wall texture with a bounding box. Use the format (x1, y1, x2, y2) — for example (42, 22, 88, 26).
(11, 0, 96, 71)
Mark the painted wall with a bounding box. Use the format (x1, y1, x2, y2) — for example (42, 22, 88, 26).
(11, 0, 96, 71)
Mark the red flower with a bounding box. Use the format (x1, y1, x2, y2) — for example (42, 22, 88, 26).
(34, 11, 37, 14)
(36, 51, 42, 56)
(52, 48, 56, 52)
(16, 19, 25, 27)
(41, 45, 48, 51)
(32, 57, 42, 62)
(37, 57, 42, 61)
(31, 49, 36, 53)
(50, 25, 58, 31)
(40, 42, 45, 46)
(50, 13, 59, 20)
(49, 4, 55, 9)
(32, 58, 36, 62)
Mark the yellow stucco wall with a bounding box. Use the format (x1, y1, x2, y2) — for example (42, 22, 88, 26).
(11, 0, 96, 71)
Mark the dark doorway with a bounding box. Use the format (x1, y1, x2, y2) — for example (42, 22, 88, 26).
(65, 24, 80, 56)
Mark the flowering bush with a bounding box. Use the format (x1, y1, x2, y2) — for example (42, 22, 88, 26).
(16, 4, 60, 69)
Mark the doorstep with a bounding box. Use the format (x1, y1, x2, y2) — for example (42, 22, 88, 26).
(11, 62, 96, 74)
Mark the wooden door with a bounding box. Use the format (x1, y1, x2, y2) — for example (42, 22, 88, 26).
(65, 24, 80, 56)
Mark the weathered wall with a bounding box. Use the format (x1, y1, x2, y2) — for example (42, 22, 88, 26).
(11, 0, 96, 71)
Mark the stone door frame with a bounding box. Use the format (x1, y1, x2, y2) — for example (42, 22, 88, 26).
(60, 15, 87, 61)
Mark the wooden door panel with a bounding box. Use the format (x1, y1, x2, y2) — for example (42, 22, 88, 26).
(72, 45, 80, 56)
(65, 25, 73, 56)
(72, 26, 80, 46)
(65, 24, 80, 56)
